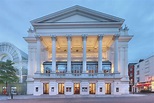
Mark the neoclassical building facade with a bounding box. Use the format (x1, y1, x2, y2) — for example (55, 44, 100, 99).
(24, 6, 133, 95)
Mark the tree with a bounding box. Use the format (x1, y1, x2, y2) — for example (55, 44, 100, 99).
(0, 60, 18, 95)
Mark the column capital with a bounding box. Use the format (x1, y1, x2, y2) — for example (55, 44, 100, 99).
(35, 35, 40, 41)
(82, 34, 87, 40)
(51, 35, 56, 41)
(66, 35, 71, 40)
(98, 34, 104, 40)
(98, 34, 104, 37)
(114, 34, 120, 40)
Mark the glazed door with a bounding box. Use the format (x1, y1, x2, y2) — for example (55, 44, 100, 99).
(43, 83, 49, 94)
(89, 83, 96, 94)
(105, 83, 111, 94)
(74, 83, 80, 94)
(58, 83, 64, 94)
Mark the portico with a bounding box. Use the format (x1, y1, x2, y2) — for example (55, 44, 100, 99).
(24, 5, 133, 95)
(35, 34, 119, 74)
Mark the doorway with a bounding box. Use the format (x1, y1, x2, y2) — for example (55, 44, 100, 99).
(74, 83, 80, 94)
(43, 83, 49, 94)
(89, 83, 96, 94)
(58, 83, 64, 94)
(105, 83, 111, 94)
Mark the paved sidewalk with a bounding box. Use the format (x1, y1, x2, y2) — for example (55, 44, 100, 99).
(0, 94, 146, 100)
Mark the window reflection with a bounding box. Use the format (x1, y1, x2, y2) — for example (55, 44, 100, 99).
(72, 62, 82, 76)
(56, 62, 67, 76)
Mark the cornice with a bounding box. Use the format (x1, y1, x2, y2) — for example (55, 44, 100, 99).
(33, 22, 123, 29)
(24, 37, 37, 43)
(118, 35, 133, 42)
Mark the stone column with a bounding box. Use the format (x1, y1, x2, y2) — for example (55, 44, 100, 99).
(67, 35, 71, 73)
(36, 36, 41, 73)
(82, 35, 87, 73)
(98, 35, 103, 73)
(114, 35, 119, 73)
(52, 36, 56, 73)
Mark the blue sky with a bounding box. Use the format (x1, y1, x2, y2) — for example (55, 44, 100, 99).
(0, 0, 154, 63)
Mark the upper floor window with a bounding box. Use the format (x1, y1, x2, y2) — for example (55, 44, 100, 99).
(137, 77, 140, 82)
(103, 65, 111, 73)
(130, 73, 133, 77)
(56, 64, 67, 75)
(137, 70, 139, 75)
(72, 65, 82, 76)
(87, 64, 98, 76)
(137, 65, 139, 68)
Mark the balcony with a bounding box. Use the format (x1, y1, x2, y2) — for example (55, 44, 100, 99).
(34, 72, 120, 79)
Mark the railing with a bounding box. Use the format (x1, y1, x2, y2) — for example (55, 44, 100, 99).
(34, 72, 120, 79)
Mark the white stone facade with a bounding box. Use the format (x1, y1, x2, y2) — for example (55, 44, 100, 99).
(134, 55, 154, 92)
(24, 5, 132, 95)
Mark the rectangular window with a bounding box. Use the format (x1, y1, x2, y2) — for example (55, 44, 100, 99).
(130, 73, 133, 77)
(82, 87, 87, 92)
(100, 87, 102, 92)
(36, 87, 38, 92)
(137, 70, 139, 75)
(137, 65, 139, 68)
(66, 87, 71, 92)
(137, 77, 140, 82)
(51, 87, 54, 92)
(116, 87, 119, 92)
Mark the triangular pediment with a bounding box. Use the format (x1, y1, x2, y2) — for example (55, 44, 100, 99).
(44, 14, 111, 23)
(46, 14, 100, 23)
(31, 5, 124, 25)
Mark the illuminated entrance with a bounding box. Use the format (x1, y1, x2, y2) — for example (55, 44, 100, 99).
(105, 83, 111, 94)
(74, 83, 80, 94)
(89, 83, 96, 94)
(43, 83, 49, 94)
(58, 83, 64, 94)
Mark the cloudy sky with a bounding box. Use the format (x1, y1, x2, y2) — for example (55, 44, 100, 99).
(0, 0, 154, 63)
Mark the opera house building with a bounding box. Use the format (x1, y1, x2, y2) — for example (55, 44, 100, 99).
(24, 5, 133, 95)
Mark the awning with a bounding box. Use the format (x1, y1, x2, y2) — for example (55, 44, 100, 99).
(136, 82, 151, 87)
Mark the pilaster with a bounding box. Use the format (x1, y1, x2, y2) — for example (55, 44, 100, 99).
(36, 36, 41, 73)
(114, 35, 119, 73)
